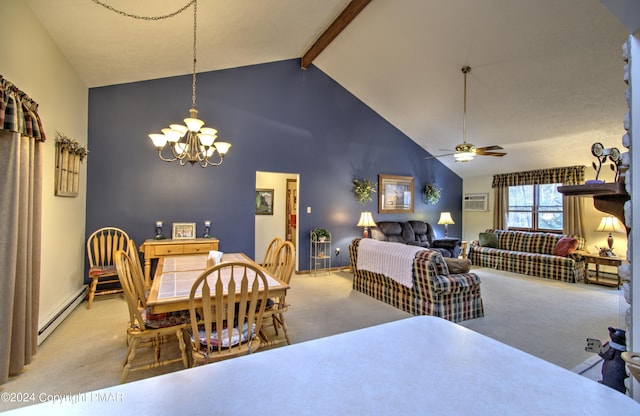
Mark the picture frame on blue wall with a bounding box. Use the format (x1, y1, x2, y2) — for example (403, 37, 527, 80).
(379, 174, 414, 214)
(256, 189, 274, 215)
(172, 222, 196, 240)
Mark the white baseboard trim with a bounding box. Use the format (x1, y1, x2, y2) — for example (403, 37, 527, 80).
(571, 354, 603, 375)
(37, 285, 87, 345)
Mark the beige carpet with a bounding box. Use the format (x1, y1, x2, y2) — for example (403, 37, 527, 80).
(0, 267, 622, 412)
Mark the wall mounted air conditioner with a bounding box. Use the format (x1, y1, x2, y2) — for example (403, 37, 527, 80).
(463, 193, 488, 211)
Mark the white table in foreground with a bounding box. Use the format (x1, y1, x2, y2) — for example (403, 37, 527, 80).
(4, 316, 639, 415)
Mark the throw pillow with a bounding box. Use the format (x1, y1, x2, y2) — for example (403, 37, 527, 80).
(553, 236, 579, 256)
(445, 258, 471, 274)
(479, 232, 498, 248)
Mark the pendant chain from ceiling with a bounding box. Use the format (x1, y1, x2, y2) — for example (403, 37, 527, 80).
(91, 0, 200, 109)
(91, 0, 195, 21)
(462, 66, 470, 145)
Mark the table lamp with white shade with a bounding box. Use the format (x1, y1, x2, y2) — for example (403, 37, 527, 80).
(437, 212, 455, 238)
(357, 211, 376, 238)
(595, 215, 626, 254)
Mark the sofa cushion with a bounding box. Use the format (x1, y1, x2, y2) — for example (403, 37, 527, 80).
(375, 222, 405, 243)
(401, 222, 416, 244)
(479, 232, 498, 248)
(553, 236, 579, 256)
(408, 220, 434, 246)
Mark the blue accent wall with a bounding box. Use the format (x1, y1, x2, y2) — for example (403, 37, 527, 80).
(87, 59, 462, 273)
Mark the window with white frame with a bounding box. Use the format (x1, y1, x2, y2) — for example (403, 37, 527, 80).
(507, 183, 563, 232)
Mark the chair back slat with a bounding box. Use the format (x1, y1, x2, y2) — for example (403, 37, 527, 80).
(262, 237, 282, 273)
(127, 240, 148, 308)
(273, 241, 295, 284)
(114, 250, 147, 331)
(188, 262, 268, 361)
(87, 227, 130, 268)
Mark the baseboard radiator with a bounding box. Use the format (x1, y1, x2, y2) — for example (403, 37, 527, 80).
(37, 285, 87, 345)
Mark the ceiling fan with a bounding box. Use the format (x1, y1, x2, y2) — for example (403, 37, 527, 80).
(426, 66, 506, 162)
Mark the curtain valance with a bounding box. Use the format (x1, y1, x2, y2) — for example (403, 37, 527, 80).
(0, 75, 46, 142)
(492, 165, 585, 188)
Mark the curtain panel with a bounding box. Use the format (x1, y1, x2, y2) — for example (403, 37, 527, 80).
(0, 75, 44, 385)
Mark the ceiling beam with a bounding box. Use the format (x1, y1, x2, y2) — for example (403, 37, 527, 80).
(300, 0, 371, 70)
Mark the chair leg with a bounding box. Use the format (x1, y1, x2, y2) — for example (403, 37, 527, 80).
(177, 328, 190, 369)
(121, 338, 140, 383)
(87, 278, 98, 309)
(275, 313, 291, 345)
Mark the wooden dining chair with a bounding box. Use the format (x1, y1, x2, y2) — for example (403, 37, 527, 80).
(126, 239, 149, 305)
(260, 241, 295, 346)
(86, 227, 130, 309)
(114, 250, 190, 383)
(188, 262, 268, 366)
(261, 237, 282, 273)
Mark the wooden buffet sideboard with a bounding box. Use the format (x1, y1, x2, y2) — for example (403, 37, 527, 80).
(139, 238, 219, 287)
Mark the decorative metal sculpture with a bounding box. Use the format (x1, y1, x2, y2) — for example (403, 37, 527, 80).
(590, 142, 621, 182)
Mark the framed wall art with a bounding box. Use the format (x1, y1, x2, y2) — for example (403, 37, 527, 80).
(378, 174, 414, 214)
(172, 222, 196, 240)
(256, 189, 274, 215)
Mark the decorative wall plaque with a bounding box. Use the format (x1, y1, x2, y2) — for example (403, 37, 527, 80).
(55, 132, 88, 197)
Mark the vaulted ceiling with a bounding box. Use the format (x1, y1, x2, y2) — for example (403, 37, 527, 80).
(26, 0, 630, 179)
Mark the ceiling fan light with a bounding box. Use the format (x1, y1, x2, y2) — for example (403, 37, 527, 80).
(454, 152, 475, 163)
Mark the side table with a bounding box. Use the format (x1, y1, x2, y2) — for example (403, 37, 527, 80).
(460, 241, 468, 259)
(579, 252, 627, 288)
(139, 238, 219, 287)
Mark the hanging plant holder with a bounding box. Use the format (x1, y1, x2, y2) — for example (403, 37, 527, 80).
(423, 183, 442, 205)
(352, 178, 377, 205)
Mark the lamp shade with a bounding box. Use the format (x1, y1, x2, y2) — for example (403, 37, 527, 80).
(437, 212, 455, 225)
(595, 216, 625, 233)
(357, 211, 376, 227)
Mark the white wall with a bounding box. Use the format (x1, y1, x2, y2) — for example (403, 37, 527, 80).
(1, 1, 88, 337)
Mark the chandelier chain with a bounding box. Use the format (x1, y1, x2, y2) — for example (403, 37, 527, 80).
(192, 0, 198, 109)
(91, 0, 199, 108)
(90, 0, 196, 21)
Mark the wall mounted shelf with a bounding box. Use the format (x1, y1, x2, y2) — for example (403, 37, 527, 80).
(557, 182, 629, 228)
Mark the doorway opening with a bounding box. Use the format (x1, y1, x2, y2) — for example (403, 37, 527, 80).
(255, 171, 299, 271)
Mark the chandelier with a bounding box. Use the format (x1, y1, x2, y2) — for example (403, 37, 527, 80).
(148, 0, 231, 167)
(92, 0, 230, 167)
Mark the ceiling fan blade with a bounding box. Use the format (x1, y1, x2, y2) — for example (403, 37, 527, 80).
(424, 152, 457, 160)
(476, 145, 503, 151)
(476, 151, 506, 157)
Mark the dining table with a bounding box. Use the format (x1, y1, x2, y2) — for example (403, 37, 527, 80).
(146, 252, 289, 314)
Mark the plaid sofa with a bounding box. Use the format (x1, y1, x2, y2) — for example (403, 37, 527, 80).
(468, 229, 586, 283)
(349, 238, 484, 322)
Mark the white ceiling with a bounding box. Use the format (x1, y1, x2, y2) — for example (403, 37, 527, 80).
(26, 0, 630, 179)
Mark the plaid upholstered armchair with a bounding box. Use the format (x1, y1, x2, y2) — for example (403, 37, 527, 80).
(349, 238, 484, 322)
